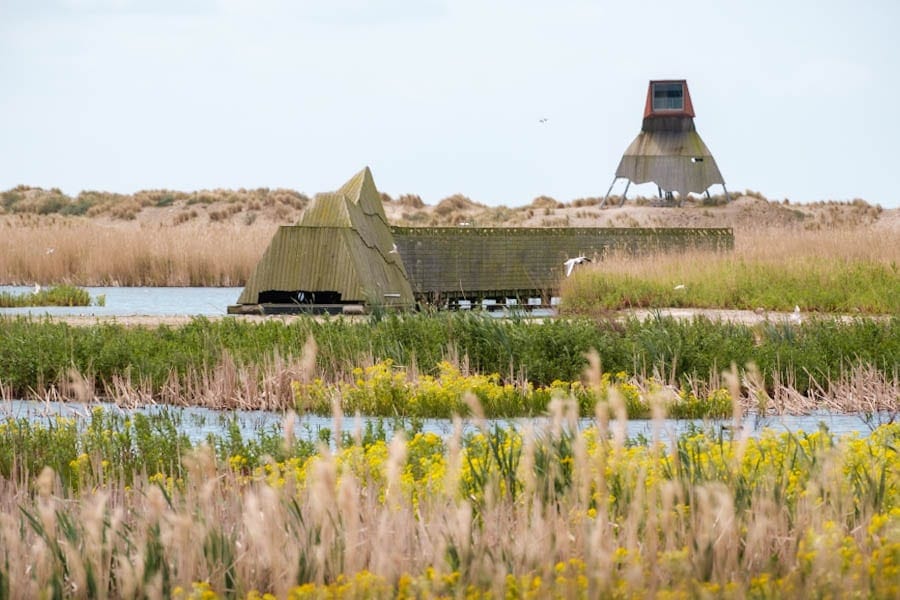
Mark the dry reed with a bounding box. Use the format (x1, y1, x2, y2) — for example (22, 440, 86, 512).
(579, 227, 898, 283)
(2, 202, 894, 287)
(0, 216, 274, 286)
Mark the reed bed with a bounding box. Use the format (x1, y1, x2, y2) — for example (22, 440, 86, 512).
(8, 353, 898, 422)
(1, 314, 896, 411)
(0, 216, 273, 286)
(562, 228, 900, 314)
(1, 379, 897, 598)
(2, 213, 895, 296)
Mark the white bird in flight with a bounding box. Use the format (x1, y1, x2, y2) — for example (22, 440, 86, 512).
(564, 256, 591, 277)
(389, 243, 398, 254)
(674, 284, 686, 290)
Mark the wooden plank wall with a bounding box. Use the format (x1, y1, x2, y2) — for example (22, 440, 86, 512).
(391, 226, 733, 301)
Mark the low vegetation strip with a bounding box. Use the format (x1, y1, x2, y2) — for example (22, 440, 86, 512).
(562, 255, 899, 314)
(0, 313, 896, 411)
(0, 404, 897, 598)
(293, 360, 735, 419)
(0, 284, 97, 307)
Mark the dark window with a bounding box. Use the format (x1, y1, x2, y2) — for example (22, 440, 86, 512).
(258, 290, 342, 304)
(652, 82, 684, 112)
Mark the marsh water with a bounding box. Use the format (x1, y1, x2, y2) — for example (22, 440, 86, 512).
(0, 286, 243, 317)
(1, 399, 888, 445)
(0, 286, 558, 318)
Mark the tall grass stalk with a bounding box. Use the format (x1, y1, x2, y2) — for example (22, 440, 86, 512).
(0, 399, 897, 598)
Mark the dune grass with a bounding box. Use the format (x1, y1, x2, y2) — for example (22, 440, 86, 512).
(0, 284, 96, 308)
(562, 228, 900, 314)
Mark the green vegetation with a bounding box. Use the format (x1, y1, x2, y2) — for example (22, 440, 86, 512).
(0, 313, 895, 410)
(562, 257, 900, 314)
(0, 403, 897, 598)
(293, 359, 735, 419)
(0, 408, 318, 491)
(0, 284, 99, 307)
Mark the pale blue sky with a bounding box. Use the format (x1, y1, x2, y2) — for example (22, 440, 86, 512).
(2, 0, 898, 207)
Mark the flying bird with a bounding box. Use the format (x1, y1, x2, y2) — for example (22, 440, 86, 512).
(564, 256, 591, 277)
(538, 118, 548, 124)
(674, 284, 686, 290)
(389, 243, 399, 254)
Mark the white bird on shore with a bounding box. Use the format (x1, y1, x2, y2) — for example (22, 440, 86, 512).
(790, 305, 802, 325)
(33, 283, 41, 294)
(564, 256, 591, 277)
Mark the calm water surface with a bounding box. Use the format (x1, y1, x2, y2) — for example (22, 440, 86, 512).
(1, 400, 887, 444)
(0, 286, 242, 317)
(0, 286, 555, 318)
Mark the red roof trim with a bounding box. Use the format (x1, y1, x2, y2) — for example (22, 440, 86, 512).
(643, 79, 695, 119)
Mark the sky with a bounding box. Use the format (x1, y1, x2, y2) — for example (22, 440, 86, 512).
(1, 0, 899, 208)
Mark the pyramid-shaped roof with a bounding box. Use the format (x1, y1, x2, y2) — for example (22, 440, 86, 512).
(299, 191, 354, 227)
(237, 168, 413, 307)
(337, 166, 389, 223)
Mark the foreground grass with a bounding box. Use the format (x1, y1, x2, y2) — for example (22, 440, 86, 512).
(0, 399, 897, 598)
(0, 314, 897, 411)
(562, 228, 900, 314)
(0, 284, 97, 308)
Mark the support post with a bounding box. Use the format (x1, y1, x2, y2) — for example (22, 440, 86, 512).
(600, 177, 618, 208)
(722, 184, 732, 203)
(618, 180, 631, 207)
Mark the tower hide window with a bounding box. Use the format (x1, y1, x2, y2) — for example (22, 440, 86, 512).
(652, 82, 684, 112)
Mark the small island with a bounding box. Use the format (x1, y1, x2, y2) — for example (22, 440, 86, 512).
(0, 284, 102, 308)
